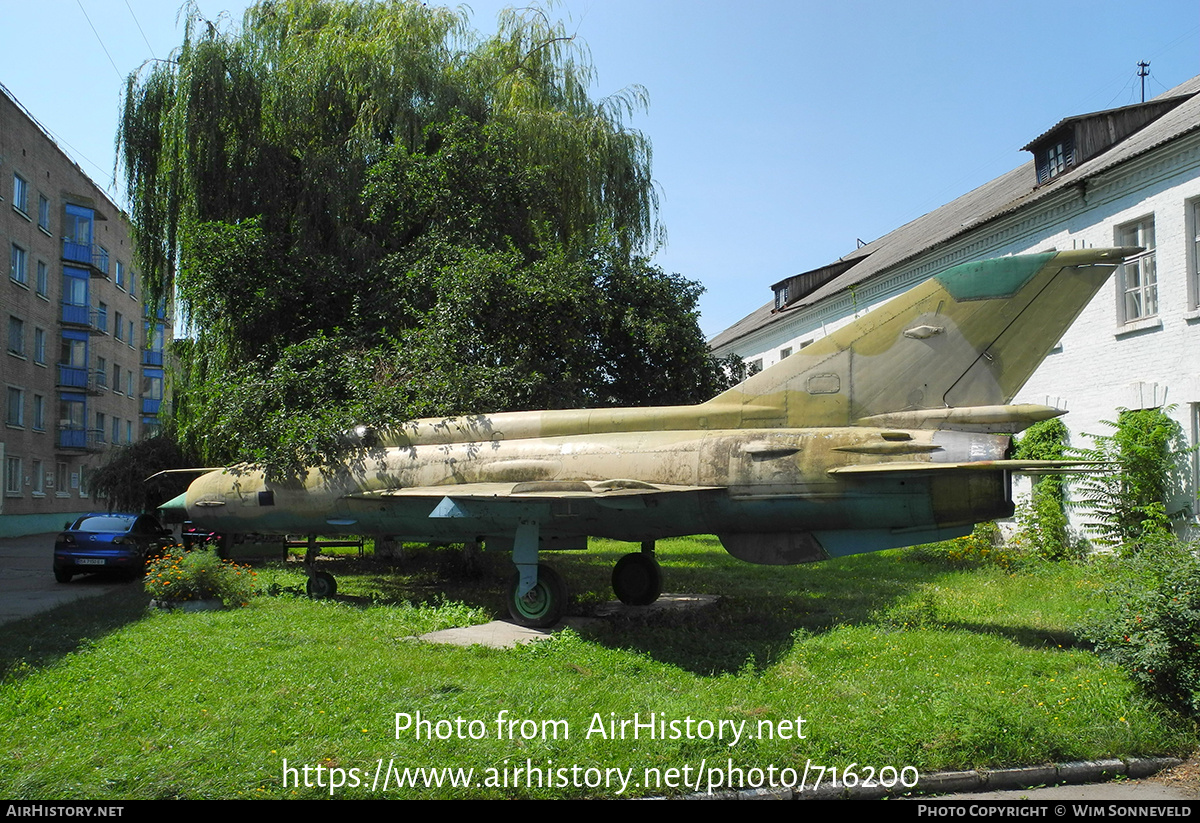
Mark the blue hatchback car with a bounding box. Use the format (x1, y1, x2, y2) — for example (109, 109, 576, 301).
(53, 513, 175, 583)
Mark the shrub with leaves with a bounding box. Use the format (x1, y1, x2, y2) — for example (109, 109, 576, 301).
(1083, 536, 1200, 716)
(1072, 407, 1192, 548)
(1012, 419, 1080, 560)
(907, 521, 1025, 570)
(145, 546, 259, 607)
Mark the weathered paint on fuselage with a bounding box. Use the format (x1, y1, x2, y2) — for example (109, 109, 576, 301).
(185, 425, 1010, 551)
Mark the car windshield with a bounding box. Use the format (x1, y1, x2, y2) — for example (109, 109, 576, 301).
(73, 515, 137, 532)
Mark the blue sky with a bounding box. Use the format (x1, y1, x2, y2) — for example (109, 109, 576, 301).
(4, 1, 1199, 336)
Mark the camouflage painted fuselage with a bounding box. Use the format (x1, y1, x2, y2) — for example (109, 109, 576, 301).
(179, 247, 1133, 564)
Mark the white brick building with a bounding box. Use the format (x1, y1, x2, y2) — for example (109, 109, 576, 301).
(711, 75, 1200, 525)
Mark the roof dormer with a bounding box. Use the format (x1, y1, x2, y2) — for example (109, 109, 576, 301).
(770, 257, 863, 312)
(1023, 94, 1194, 185)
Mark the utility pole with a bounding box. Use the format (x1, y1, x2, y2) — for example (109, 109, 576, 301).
(1138, 60, 1150, 103)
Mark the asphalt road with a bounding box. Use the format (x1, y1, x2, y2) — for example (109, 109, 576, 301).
(0, 531, 130, 625)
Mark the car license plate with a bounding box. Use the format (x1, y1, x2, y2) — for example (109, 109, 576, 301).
(77, 558, 105, 566)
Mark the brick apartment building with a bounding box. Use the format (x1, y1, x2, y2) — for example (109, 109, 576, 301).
(1, 84, 168, 537)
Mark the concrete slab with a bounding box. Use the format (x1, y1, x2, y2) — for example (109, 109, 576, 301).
(0, 531, 126, 625)
(418, 620, 553, 648)
(417, 593, 722, 649)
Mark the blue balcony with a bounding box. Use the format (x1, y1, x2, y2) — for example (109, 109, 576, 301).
(142, 350, 164, 366)
(57, 364, 89, 389)
(57, 427, 87, 450)
(62, 239, 90, 265)
(61, 302, 89, 326)
(141, 398, 163, 416)
(61, 240, 109, 276)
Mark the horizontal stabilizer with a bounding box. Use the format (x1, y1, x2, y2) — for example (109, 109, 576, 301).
(829, 459, 1104, 477)
(854, 404, 1065, 433)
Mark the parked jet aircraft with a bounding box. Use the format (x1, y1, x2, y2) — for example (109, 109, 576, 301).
(163, 247, 1133, 626)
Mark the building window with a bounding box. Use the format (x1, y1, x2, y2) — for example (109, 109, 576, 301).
(115, 260, 125, 290)
(61, 335, 87, 368)
(143, 372, 163, 401)
(12, 173, 28, 215)
(96, 357, 107, 389)
(62, 269, 88, 315)
(1045, 143, 1066, 179)
(55, 462, 68, 495)
(63, 205, 93, 262)
(95, 412, 106, 443)
(5, 456, 21, 496)
(38, 195, 50, 233)
(126, 370, 134, 397)
(36, 261, 48, 297)
(1117, 218, 1157, 322)
(7, 387, 24, 427)
(31, 459, 44, 496)
(112, 363, 121, 394)
(111, 416, 120, 444)
(11, 244, 27, 285)
(34, 327, 45, 364)
(1191, 200, 1200, 310)
(96, 301, 107, 334)
(32, 394, 44, 431)
(126, 420, 132, 444)
(8, 317, 25, 357)
(774, 284, 789, 311)
(114, 311, 124, 342)
(779, 347, 792, 359)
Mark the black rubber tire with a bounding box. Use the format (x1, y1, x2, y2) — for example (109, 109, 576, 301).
(507, 563, 567, 628)
(612, 552, 662, 606)
(306, 570, 337, 599)
(54, 568, 72, 584)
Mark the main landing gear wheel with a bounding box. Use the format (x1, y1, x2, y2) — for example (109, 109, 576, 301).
(306, 571, 337, 599)
(507, 563, 567, 628)
(612, 552, 662, 606)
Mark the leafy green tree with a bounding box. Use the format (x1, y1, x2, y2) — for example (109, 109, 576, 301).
(120, 1, 718, 472)
(88, 436, 192, 513)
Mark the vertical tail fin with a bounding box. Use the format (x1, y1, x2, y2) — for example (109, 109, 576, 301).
(703, 248, 1134, 428)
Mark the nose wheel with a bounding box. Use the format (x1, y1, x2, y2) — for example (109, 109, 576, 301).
(507, 563, 566, 628)
(302, 534, 337, 599)
(306, 570, 338, 599)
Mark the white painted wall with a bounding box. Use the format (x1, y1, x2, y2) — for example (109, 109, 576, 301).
(714, 130, 1200, 533)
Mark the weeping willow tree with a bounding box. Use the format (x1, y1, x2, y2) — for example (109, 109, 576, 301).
(120, 0, 716, 472)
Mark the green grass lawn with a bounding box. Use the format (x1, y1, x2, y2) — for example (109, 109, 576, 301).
(0, 537, 1192, 799)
